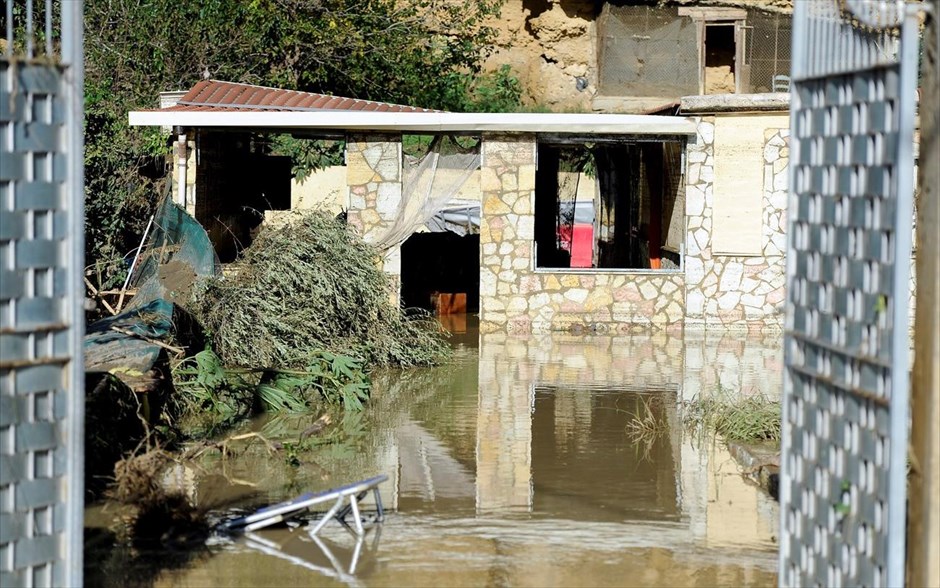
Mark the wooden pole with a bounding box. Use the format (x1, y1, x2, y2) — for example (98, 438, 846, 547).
(907, 2, 940, 586)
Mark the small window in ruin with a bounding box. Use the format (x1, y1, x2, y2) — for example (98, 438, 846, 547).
(534, 138, 685, 271)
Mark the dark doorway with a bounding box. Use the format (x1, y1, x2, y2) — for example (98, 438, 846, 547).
(401, 232, 480, 313)
(704, 24, 736, 94)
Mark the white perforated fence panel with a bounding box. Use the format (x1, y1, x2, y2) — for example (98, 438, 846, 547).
(781, 1, 919, 587)
(1, 3, 85, 587)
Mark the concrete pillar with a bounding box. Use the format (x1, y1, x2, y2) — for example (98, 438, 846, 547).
(907, 2, 940, 585)
(345, 133, 403, 305)
(174, 131, 188, 208)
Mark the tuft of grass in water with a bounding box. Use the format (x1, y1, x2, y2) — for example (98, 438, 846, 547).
(625, 395, 669, 443)
(625, 394, 670, 462)
(683, 391, 781, 443)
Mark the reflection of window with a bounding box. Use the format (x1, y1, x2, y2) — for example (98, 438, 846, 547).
(532, 386, 681, 521)
(534, 138, 685, 271)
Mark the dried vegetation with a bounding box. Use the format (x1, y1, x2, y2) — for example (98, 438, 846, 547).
(683, 390, 781, 442)
(193, 211, 449, 369)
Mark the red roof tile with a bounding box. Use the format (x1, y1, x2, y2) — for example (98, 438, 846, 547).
(162, 80, 441, 113)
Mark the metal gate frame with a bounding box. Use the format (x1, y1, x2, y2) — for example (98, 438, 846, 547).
(781, 1, 921, 586)
(1, 2, 85, 586)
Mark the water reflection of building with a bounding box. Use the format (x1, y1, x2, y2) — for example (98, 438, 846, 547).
(474, 330, 780, 543)
(151, 330, 781, 586)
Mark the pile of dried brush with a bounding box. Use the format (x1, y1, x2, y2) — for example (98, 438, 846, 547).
(194, 211, 449, 369)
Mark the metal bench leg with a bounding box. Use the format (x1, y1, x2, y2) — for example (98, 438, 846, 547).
(309, 496, 344, 536)
(337, 490, 369, 520)
(372, 486, 384, 522)
(349, 533, 365, 574)
(349, 493, 364, 536)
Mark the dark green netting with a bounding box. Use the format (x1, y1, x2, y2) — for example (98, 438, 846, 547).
(127, 198, 219, 309)
(85, 198, 218, 386)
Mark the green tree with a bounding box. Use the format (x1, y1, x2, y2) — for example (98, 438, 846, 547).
(82, 0, 512, 282)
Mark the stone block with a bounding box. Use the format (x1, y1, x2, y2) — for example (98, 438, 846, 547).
(512, 194, 531, 215)
(687, 185, 706, 216)
(498, 270, 516, 283)
(564, 288, 589, 303)
(687, 290, 705, 315)
(349, 193, 366, 210)
(764, 143, 780, 163)
(362, 144, 385, 169)
(507, 296, 528, 313)
(741, 293, 764, 308)
(584, 289, 613, 311)
(530, 292, 551, 310)
(717, 291, 741, 311)
(346, 154, 375, 185)
(376, 183, 401, 215)
(375, 156, 400, 181)
(517, 216, 535, 240)
(484, 194, 511, 215)
(698, 121, 715, 145)
(518, 164, 536, 191)
(768, 132, 786, 147)
(700, 164, 714, 183)
(481, 269, 497, 296)
(481, 166, 501, 192)
(719, 262, 744, 291)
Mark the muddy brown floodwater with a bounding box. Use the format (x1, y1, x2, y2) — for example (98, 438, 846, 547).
(85, 317, 783, 587)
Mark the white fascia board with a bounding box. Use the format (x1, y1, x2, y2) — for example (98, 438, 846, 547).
(128, 110, 698, 135)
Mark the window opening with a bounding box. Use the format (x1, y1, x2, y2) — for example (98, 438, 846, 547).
(534, 139, 685, 271)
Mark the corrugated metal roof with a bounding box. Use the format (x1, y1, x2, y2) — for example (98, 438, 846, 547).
(160, 80, 441, 113)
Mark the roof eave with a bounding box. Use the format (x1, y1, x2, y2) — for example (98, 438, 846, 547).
(128, 110, 699, 135)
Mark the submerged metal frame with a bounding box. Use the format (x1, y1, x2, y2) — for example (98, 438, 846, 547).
(222, 475, 388, 536)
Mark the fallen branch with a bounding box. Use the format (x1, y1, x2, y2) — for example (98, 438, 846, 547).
(110, 326, 186, 357)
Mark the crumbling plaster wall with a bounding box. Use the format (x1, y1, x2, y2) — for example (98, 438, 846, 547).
(485, 0, 598, 111)
(485, 0, 793, 110)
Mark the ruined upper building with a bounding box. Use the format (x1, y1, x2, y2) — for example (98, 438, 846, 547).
(485, 0, 794, 111)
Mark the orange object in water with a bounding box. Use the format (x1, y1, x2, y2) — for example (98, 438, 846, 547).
(438, 312, 468, 334)
(431, 292, 467, 315)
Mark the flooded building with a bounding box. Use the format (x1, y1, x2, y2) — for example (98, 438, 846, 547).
(131, 79, 790, 334)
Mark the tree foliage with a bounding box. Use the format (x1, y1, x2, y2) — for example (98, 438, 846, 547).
(82, 0, 511, 277)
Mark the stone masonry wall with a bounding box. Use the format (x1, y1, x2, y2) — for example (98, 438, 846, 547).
(479, 135, 685, 334)
(684, 116, 789, 332)
(345, 134, 403, 300)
